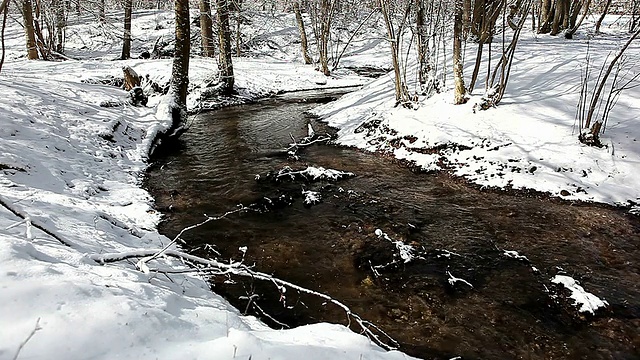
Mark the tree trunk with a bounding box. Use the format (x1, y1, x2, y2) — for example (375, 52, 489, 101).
(294, 1, 312, 64)
(170, 0, 190, 124)
(54, 0, 65, 53)
(318, 0, 331, 76)
(538, 0, 552, 33)
(216, 0, 234, 94)
(199, 0, 215, 57)
(453, 0, 466, 104)
(416, 0, 429, 86)
(121, 0, 132, 59)
(462, 0, 472, 38)
(22, 0, 39, 60)
(1, 0, 8, 73)
(98, 0, 105, 22)
(234, 0, 242, 56)
(595, 0, 611, 33)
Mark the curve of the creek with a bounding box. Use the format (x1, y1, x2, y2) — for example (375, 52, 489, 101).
(144, 90, 640, 360)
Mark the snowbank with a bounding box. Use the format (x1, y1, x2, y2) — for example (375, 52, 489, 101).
(314, 18, 640, 211)
(0, 10, 413, 360)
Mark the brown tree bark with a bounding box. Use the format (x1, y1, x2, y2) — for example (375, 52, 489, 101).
(199, 0, 215, 57)
(98, 0, 106, 22)
(171, 0, 190, 123)
(595, 0, 611, 33)
(294, 1, 312, 64)
(453, 0, 467, 104)
(21, 0, 39, 60)
(121, 0, 132, 59)
(0, 0, 8, 73)
(216, 0, 234, 94)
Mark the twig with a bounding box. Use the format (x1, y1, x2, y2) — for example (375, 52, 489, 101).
(0, 195, 76, 247)
(12, 317, 41, 360)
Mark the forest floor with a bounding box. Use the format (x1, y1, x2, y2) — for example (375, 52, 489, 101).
(0, 6, 638, 360)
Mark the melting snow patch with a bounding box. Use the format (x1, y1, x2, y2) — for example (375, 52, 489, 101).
(503, 250, 528, 261)
(374, 229, 418, 263)
(303, 166, 355, 181)
(447, 271, 474, 288)
(302, 190, 321, 205)
(551, 275, 608, 314)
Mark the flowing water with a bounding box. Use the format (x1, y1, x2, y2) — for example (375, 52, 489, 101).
(145, 91, 640, 360)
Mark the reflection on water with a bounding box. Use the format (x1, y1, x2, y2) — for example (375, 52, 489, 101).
(145, 92, 640, 360)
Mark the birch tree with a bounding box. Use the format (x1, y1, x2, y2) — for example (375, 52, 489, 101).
(170, 0, 190, 123)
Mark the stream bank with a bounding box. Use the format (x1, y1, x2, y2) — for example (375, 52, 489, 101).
(145, 91, 640, 360)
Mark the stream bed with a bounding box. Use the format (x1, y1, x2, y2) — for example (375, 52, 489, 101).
(144, 90, 640, 360)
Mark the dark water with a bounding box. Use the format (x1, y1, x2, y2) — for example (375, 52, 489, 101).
(145, 91, 640, 360)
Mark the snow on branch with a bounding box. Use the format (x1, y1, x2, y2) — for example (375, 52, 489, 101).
(90, 217, 400, 350)
(274, 166, 355, 182)
(0, 195, 77, 248)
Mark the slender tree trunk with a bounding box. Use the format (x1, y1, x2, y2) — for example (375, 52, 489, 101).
(0, 0, 8, 73)
(416, 0, 429, 86)
(54, 0, 65, 53)
(453, 0, 466, 104)
(121, 0, 132, 59)
(22, 0, 39, 59)
(462, 0, 472, 37)
(199, 0, 215, 57)
(216, 0, 234, 94)
(98, 0, 105, 22)
(170, 0, 190, 124)
(318, 0, 331, 75)
(234, 0, 242, 56)
(469, 42, 483, 92)
(294, 1, 312, 64)
(595, 0, 611, 33)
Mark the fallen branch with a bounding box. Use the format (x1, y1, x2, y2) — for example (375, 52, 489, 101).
(12, 317, 41, 360)
(91, 245, 400, 350)
(0, 195, 76, 247)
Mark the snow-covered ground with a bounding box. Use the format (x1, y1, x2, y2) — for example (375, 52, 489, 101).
(314, 17, 640, 212)
(0, 9, 413, 360)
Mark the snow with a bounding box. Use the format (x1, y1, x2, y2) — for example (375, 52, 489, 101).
(0, 9, 414, 360)
(551, 275, 608, 314)
(302, 190, 322, 205)
(313, 17, 640, 212)
(2, 5, 637, 358)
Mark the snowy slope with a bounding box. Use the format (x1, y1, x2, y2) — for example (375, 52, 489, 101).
(314, 17, 640, 211)
(0, 9, 414, 360)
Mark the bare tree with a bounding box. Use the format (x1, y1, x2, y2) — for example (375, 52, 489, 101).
(98, 0, 106, 22)
(0, 0, 9, 72)
(170, 0, 190, 124)
(294, 1, 313, 64)
(217, 0, 235, 93)
(200, 0, 215, 57)
(594, 0, 611, 33)
(121, 0, 133, 59)
(53, 0, 65, 53)
(309, 0, 337, 75)
(579, 26, 640, 146)
(380, 0, 412, 105)
(21, 0, 39, 59)
(453, 0, 467, 104)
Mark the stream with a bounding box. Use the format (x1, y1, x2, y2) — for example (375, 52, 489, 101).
(144, 90, 640, 360)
